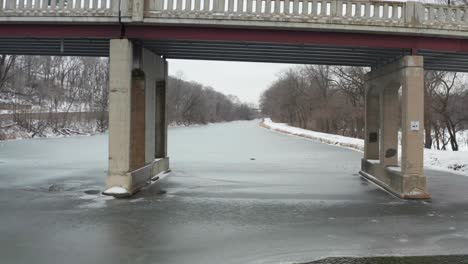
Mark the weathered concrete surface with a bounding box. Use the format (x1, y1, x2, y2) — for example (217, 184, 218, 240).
(379, 85, 399, 167)
(130, 70, 146, 171)
(1, 121, 468, 264)
(142, 1, 468, 38)
(108, 39, 133, 182)
(401, 57, 425, 178)
(106, 39, 133, 194)
(362, 56, 428, 199)
(143, 48, 157, 163)
(363, 91, 379, 160)
(155, 60, 168, 158)
(106, 40, 168, 196)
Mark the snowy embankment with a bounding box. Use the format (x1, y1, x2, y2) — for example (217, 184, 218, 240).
(261, 118, 468, 176)
(0, 120, 219, 141)
(0, 121, 102, 140)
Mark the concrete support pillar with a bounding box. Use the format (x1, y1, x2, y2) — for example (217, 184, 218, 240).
(107, 39, 133, 190)
(401, 56, 427, 196)
(155, 60, 168, 158)
(379, 84, 399, 167)
(360, 55, 429, 199)
(105, 39, 169, 197)
(363, 83, 380, 160)
(144, 50, 156, 164)
(130, 69, 146, 171)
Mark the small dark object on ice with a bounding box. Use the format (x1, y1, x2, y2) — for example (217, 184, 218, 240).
(48, 184, 65, 192)
(84, 189, 101, 195)
(250, 158, 256, 160)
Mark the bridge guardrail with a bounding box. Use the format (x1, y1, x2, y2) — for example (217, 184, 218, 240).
(422, 4, 468, 25)
(0, 0, 130, 20)
(0, 0, 467, 31)
(146, 0, 404, 22)
(144, 0, 468, 30)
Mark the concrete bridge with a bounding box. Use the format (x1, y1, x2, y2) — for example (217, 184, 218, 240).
(1, 0, 468, 198)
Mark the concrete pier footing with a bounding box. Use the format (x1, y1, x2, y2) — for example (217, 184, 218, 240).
(361, 56, 429, 200)
(104, 39, 169, 197)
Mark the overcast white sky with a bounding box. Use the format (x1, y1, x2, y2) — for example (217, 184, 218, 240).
(168, 59, 296, 105)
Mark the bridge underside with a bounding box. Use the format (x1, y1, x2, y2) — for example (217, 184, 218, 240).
(140, 40, 409, 67)
(0, 38, 110, 57)
(1, 29, 468, 72)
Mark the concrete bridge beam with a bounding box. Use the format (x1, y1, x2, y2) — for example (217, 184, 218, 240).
(361, 55, 429, 200)
(104, 39, 169, 197)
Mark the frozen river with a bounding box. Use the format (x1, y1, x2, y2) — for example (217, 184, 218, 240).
(1, 120, 468, 264)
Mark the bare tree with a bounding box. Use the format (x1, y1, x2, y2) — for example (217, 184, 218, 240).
(166, 76, 254, 125)
(431, 73, 468, 151)
(0, 55, 16, 93)
(332, 66, 367, 138)
(261, 65, 468, 153)
(424, 71, 446, 149)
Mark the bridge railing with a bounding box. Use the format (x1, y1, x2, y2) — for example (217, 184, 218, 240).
(422, 4, 468, 25)
(145, 0, 404, 22)
(0, 0, 129, 19)
(144, 0, 468, 29)
(0, 0, 467, 30)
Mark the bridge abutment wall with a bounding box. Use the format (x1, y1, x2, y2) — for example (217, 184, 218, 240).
(104, 39, 169, 197)
(361, 55, 429, 200)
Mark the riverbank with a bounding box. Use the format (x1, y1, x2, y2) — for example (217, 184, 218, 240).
(0, 119, 245, 141)
(261, 118, 468, 176)
(0, 121, 103, 140)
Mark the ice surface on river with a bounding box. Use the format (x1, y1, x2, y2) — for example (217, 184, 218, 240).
(1, 120, 468, 264)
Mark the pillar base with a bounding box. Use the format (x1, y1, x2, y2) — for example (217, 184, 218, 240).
(360, 159, 430, 200)
(104, 157, 170, 198)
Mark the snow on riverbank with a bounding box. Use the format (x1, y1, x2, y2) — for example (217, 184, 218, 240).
(261, 118, 364, 152)
(261, 118, 468, 176)
(0, 120, 231, 141)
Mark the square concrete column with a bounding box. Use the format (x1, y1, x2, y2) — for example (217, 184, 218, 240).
(401, 56, 427, 195)
(360, 55, 429, 199)
(142, 49, 157, 164)
(105, 40, 170, 197)
(364, 83, 380, 160)
(130, 69, 146, 171)
(379, 85, 399, 167)
(106, 39, 147, 194)
(107, 39, 133, 190)
(155, 60, 168, 158)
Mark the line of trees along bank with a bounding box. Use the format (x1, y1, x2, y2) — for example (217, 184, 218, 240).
(260, 65, 468, 151)
(167, 76, 255, 125)
(0, 55, 255, 139)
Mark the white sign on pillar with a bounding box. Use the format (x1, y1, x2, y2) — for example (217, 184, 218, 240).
(411, 121, 420, 131)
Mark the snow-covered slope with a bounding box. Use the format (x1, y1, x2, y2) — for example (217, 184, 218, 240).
(261, 118, 468, 176)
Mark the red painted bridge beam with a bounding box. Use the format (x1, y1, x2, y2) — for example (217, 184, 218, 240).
(125, 26, 468, 53)
(0, 24, 122, 39)
(1, 24, 468, 53)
